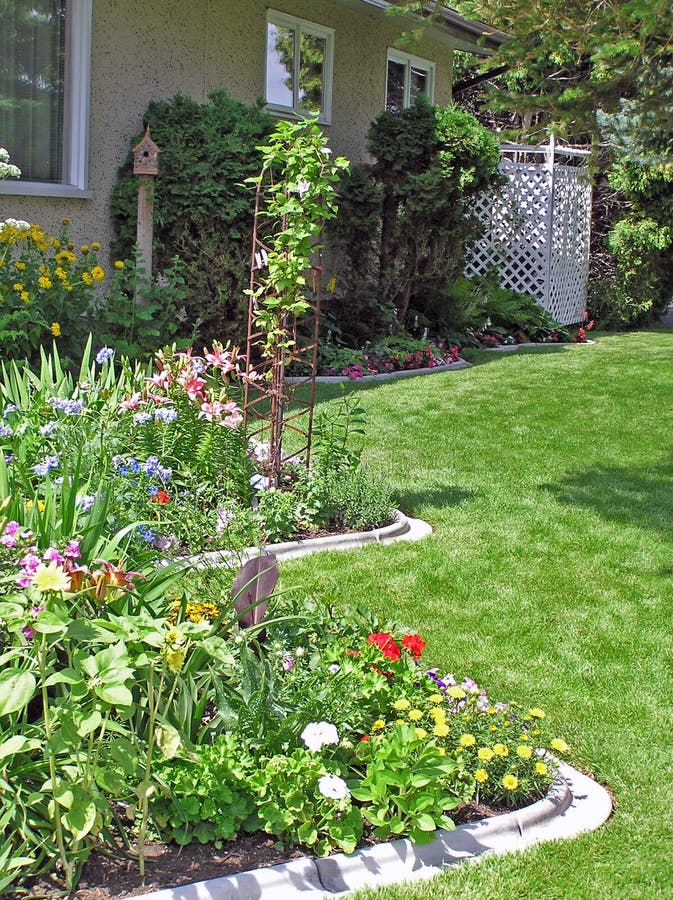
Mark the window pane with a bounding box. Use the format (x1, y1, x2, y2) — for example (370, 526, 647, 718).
(386, 60, 405, 113)
(0, 0, 66, 183)
(410, 66, 428, 102)
(298, 32, 325, 115)
(266, 23, 294, 108)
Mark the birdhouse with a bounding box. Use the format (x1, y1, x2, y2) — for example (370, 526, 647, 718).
(132, 127, 161, 175)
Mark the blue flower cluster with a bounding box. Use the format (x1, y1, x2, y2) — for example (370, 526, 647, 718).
(132, 406, 178, 425)
(33, 454, 61, 476)
(112, 454, 172, 483)
(48, 396, 87, 416)
(95, 347, 115, 365)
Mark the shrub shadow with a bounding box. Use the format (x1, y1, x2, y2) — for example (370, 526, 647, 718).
(397, 485, 475, 513)
(545, 459, 673, 537)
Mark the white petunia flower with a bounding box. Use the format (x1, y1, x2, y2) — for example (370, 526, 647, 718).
(318, 774, 350, 800)
(301, 721, 339, 752)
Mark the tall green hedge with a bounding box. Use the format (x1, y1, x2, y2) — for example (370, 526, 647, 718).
(110, 91, 273, 345)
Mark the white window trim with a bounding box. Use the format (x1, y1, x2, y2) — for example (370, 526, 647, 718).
(265, 9, 334, 126)
(0, 0, 92, 198)
(385, 48, 435, 110)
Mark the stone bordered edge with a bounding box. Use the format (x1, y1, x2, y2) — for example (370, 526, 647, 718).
(286, 358, 472, 386)
(181, 509, 433, 569)
(139, 760, 611, 899)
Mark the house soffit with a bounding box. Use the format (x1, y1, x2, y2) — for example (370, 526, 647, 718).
(335, 0, 508, 56)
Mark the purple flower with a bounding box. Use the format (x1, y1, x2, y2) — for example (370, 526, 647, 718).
(64, 540, 81, 559)
(282, 652, 295, 671)
(39, 421, 58, 436)
(77, 494, 96, 513)
(95, 346, 115, 365)
(43, 547, 65, 566)
(2, 404, 18, 418)
(155, 407, 178, 424)
(133, 412, 153, 425)
(0, 424, 13, 438)
(33, 454, 60, 476)
(49, 397, 86, 416)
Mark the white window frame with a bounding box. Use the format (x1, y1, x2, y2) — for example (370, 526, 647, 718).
(385, 48, 435, 110)
(0, 0, 92, 198)
(265, 10, 334, 125)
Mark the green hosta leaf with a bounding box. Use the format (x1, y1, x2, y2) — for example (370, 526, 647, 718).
(414, 813, 437, 832)
(44, 668, 84, 688)
(96, 682, 133, 707)
(0, 670, 36, 716)
(0, 734, 40, 761)
(64, 797, 97, 841)
(77, 710, 103, 737)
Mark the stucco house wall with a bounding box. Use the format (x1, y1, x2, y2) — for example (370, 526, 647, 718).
(0, 0, 459, 257)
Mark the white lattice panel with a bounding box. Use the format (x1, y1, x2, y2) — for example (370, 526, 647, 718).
(465, 146, 592, 326)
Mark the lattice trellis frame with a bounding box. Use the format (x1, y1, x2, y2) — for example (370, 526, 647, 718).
(465, 142, 592, 325)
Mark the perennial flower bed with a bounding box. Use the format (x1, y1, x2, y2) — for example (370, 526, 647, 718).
(0, 526, 571, 892)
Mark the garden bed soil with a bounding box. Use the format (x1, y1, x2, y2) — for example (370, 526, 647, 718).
(13, 801, 502, 900)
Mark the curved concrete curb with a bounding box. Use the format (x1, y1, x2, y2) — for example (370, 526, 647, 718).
(181, 510, 432, 569)
(139, 760, 611, 900)
(484, 340, 595, 352)
(286, 358, 471, 386)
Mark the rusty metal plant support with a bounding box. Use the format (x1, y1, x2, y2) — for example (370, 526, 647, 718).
(243, 179, 322, 489)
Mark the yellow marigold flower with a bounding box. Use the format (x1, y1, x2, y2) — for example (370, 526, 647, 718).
(414, 727, 428, 740)
(429, 707, 446, 723)
(520, 734, 530, 741)
(447, 686, 466, 700)
(20, 291, 30, 303)
(433, 722, 450, 737)
(80, 244, 90, 254)
(550, 738, 570, 754)
(51, 322, 61, 336)
(477, 747, 495, 761)
(91, 266, 105, 281)
(487, 707, 497, 715)
(91, 242, 101, 251)
(395, 719, 405, 725)
(493, 743, 509, 757)
(32, 561, 71, 593)
(428, 693, 444, 704)
(82, 271, 93, 286)
(67, 242, 75, 250)
(437, 747, 446, 756)
(39, 264, 49, 274)
(393, 698, 411, 711)
(535, 761, 549, 776)
(62, 217, 71, 225)
(475, 768, 489, 783)
(459, 733, 476, 748)
(407, 709, 424, 722)
(114, 260, 125, 269)
(516, 744, 533, 759)
(503, 720, 511, 727)
(502, 774, 519, 791)
(14, 261, 26, 270)
(12, 283, 23, 291)
(533, 728, 541, 736)
(523, 715, 532, 722)
(55, 266, 67, 281)
(490, 725, 498, 732)
(49, 236, 61, 248)
(38, 276, 52, 289)
(372, 719, 386, 731)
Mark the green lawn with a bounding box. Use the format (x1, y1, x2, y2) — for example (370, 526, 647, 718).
(282, 331, 673, 899)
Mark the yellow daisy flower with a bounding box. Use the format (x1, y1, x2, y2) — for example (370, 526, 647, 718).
(51, 322, 61, 336)
(493, 743, 509, 757)
(516, 745, 533, 759)
(529, 708, 546, 718)
(414, 727, 428, 740)
(433, 722, 450, 737)
(477, 747, 495, 761)
(459, 733, 476, 748)
(407, 709, 424, 722)
(475, 768, 489, 783)
(550, 738, 570, 754)
(428, 693, 444, 704)
(372, 719, 386, 731)
(535, 761, 549, 776)
(393, 698, 411, 711)
(502, 774, 519, 791)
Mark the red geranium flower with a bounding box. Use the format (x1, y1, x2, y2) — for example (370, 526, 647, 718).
(401, 634, 427, 659)
(360, 734, 370, 742)
(367, 632, 401, 661)
(152, 489, 171, 504)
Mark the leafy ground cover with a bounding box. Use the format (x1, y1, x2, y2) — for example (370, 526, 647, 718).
(282, 330, 673, 899)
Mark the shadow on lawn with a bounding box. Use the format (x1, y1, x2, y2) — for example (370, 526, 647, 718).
(546, 459, 673, 537)
(397, 485, 475, 513)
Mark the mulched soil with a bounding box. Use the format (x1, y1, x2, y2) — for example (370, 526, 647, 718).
(11, 801, 503, 900)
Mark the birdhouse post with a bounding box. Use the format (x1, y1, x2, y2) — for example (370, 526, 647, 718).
(132, 126, 161, 302)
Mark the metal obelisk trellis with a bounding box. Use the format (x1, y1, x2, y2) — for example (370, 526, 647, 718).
(243, 178, 321, 489)
(465, 137, 592, 325)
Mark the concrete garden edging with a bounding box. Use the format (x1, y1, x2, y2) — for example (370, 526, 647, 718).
(182, 509, 433, 569)
(484, 340, 595, 352)
(286, 358, 472, 386)
(139, 759, 612, 900)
